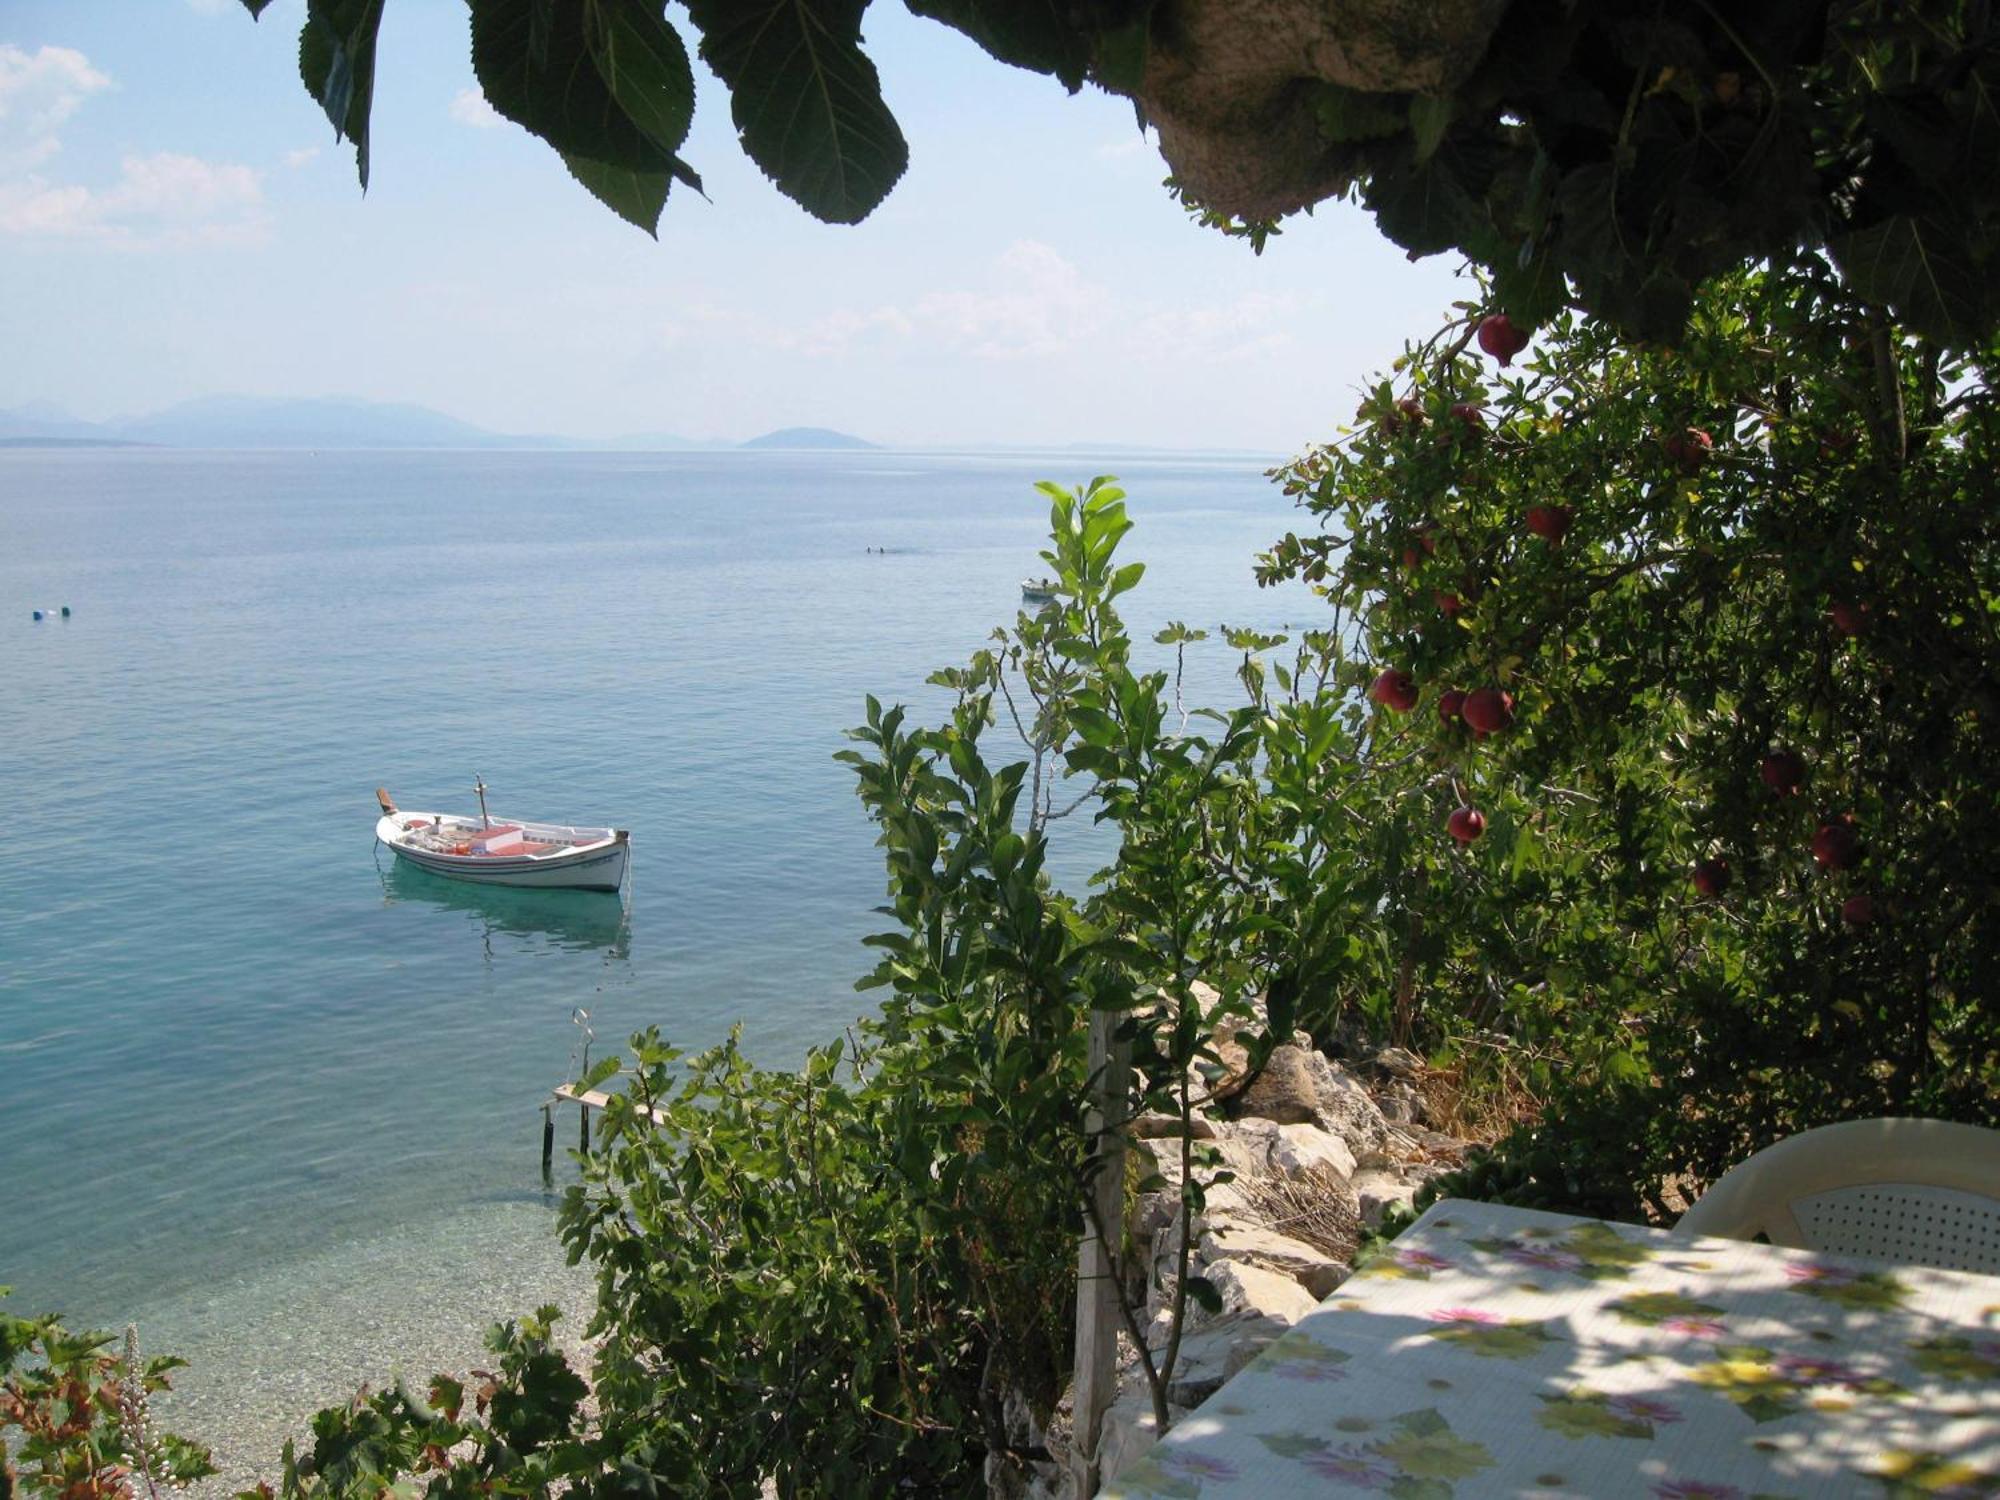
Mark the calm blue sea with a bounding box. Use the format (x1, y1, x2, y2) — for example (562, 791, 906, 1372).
(0, 448, 1307, 1464)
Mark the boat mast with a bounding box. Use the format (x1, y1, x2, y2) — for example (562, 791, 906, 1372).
(474, 774, 491, 830)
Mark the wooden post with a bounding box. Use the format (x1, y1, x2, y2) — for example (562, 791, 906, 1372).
(579, 1101, 591, 1156)
(1069, 1007, 1130, 1496)
(541, 1104, 555, 1181)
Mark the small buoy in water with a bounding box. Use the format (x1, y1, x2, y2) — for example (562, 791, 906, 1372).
(31, 609, 43, 621)
(60, 605, 70, 617)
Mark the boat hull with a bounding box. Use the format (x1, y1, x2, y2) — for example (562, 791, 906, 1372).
(375, 813, 630, 892)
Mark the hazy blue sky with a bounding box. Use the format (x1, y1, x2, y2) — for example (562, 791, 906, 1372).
(0, 1, 1467, 451)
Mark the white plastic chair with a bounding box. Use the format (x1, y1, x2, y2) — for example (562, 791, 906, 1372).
(1672, 1118, 2000, 1274)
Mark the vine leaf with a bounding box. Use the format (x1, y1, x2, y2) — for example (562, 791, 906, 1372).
(582, 0, 698, 160)
(562, 153, 670, 234)
(471, 0, 702, 235)
(1830, 214, 1989, 349)
(904, 0, 1096, 91)
(298, 0, 385, 189)
(683, 0, 908, 225)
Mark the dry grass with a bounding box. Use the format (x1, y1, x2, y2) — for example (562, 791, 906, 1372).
(1409, 1039, 1551, 1147)
(1236, 1165, 1362, 1263)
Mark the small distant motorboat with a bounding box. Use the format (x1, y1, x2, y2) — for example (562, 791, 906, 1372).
(1021, 577, 1058, 603)
(374, 782, 630, 892)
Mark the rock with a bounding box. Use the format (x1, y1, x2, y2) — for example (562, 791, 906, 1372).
(1269, 1122, 1357, 1183)
(1236, 1044, 1321, 1124)
(1375, 1045, 1425, 1078)
(1210, 1115, 1280, 1179)
(984, 1381, 1066, 1500)
(1200, 1221, 1349, 1300)
(1154, 1313, 1292, 1407)
(1098, 1383, 1194, 1487)
(1188, 983, 1261, 1104)
(1353, 1168, 1421, 1229)
(1128, 1111, 1217, 1141)
(1119, 0, 1511, 223)
(1202, 1258, 1321, 1326)
(1301, 1051, 1393, 1159)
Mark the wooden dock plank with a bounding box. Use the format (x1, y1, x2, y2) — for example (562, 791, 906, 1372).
(551, 1081, 668, 1125)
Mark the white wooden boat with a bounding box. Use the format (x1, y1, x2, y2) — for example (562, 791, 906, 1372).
(1021, 577, 1058, 603)
(374, 785, 629, 892)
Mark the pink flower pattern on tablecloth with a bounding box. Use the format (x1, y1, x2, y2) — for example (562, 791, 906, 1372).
(1773, 1353, 1869, 1388)
(1427, 1306, 1502, 1324)
(1300, 1445, 1400, 1489)
(1158, 1450, 1239, 1481)
(1663, 1317, 1728, 1339)
(1502, 1244, 1587, 1274)
(1606, 1394, 1684, 1425)
(1095, 1207, 2000, 1500)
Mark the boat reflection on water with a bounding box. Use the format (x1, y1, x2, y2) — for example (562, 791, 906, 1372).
(378, 855, 633, 960)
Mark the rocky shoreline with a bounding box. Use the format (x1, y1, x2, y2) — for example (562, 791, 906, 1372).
(1006, 994, 1476, 1497)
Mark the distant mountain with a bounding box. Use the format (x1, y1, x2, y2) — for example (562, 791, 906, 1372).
(740, 426, 877, 451)
(0, 396, 709, 451)
(115, 395, 551, 450)
(598, 429, 703, 451)
(0, 435, 154, 449)
(0, 405, 114, 444)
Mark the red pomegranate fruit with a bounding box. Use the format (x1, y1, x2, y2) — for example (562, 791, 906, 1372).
(1477, 314, 1531, 366)
(1438, 689, 1467, 726)
(1460, 688, 1516, 735)
(1691, 858, 1731, 898)
(1812, 817, 1860, 871)
(1664, 427, 1712, 474)
(1524, 504, 1572, 542)
(1828, 600, 1872, 637)
(1447, 806, 1486, 843)
(1368, 669, 1419, 713)
(1760, 749, 1806, 795)
(1841, 893, 1875, 925)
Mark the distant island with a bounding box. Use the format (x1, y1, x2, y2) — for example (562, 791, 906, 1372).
(0, 397, 704, 452)
(740, 427, 877, 451)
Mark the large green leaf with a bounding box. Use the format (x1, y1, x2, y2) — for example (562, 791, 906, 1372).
(298, 0, 385, 189)
(470, 0, 701, 234)
(1830, 213, 1992, 349)
(902, 0, 1095, 91)
(582, 0, 697, 158)
(683, 0, 907, 225)
(562, 152, 670, 234)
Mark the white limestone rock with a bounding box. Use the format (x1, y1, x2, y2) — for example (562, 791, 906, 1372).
(1301, 1051, 1394, 1160)
(1151, 1312, 1292, 1407)
(1269, 1122, 1358, 1183)
(1199, 1220, 1349, 1300)
(1201, 1257, 1322, 1326)
(1353, 1168, 1422, 1229)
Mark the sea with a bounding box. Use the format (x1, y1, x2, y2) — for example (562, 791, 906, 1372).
(0, 447, 1310, 1475)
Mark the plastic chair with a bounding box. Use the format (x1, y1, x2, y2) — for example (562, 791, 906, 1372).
(1672, 1118, 2000, 1274)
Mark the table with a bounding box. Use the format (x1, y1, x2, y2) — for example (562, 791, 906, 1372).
(1100, 1199, 2000, 1499)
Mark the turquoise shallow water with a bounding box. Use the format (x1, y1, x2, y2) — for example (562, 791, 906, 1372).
(0, 448, 1304, 1465)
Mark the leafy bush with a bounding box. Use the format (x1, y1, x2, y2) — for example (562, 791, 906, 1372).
(1, 1295, 215, 1500)
(1265, 260, 2000, 1209)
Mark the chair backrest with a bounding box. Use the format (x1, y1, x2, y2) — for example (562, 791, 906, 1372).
(1672, 1117, 2000, 1275)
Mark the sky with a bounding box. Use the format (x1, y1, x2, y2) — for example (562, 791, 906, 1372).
(0, 1, 1468, 452)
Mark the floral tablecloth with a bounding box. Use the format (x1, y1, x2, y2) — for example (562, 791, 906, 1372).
(1101, 1198, 2000, 1499)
